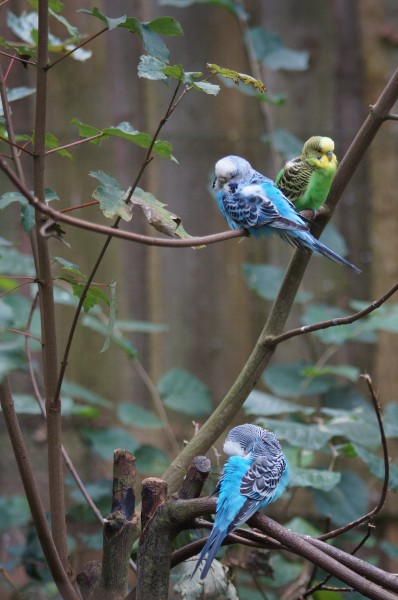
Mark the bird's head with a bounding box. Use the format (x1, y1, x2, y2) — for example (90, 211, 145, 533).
(213, 155, 253, 191)
(302, 136, 337, 169)
(223, 423, 266, 458)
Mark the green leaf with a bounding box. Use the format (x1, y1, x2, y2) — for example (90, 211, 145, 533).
(284, 517, 322, 537)
(263, 362, 336, 398)
(256, 417, 333, 450)
(53, 256, 87, 279)
(135, 445, 170, 474)
(244, 390, 315, 416)
(314, 471, 369, 525)
(325, 411, 380, 449)
(79, 8, 127, 30)
(207, 63, 265, 93)
(71, 283, 109, 313)
(61, 380, 112, 408)
(131, 187, 191, 238)
(117, 403, 163, 429)
(82, 315, 138, 358)
(147, 16, 183, 36)
(139, 24, 170, 61)
(70, 117, 103, 142)
(290, 467, 341, 491)
(353, 444, 398, 490)
(301, 303, 376, 345)
(45, 132, 73, 159)
(158, 368, 212, 416)
(89, 170, 131, 221)
(81, 427, 140, 460)
(191, 81, 220, 95)
(242, 263, 312, 303)
(248, 27, 309, 71)
(6, 12, 38, 45)
(161, 63, 186, 80)
(0, 495, 30, 530)
(49, 9, 79, 39)
(302, 364, 360, 383)
(138, 55, 168, 80)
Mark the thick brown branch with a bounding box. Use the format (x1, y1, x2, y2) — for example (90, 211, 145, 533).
(0, 157, 244, 247)
(176, 456, 211, 500)
(0, 379, 79, 600)
(78, 450, 138, 600)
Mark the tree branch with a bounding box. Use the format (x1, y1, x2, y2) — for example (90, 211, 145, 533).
(0, 156, 244, 247)
(0, 379, 79, 600)
(77, 450, 138, 600)
(267, 280, 398, 348)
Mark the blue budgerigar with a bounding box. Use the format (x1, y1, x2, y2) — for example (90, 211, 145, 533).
(212, 155, 360, 273)
(193, 424, 290, 580)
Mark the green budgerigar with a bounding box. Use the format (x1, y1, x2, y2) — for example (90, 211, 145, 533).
(276, 136, 338, 212)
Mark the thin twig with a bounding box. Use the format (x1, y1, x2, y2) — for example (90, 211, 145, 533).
(0, 50, 37, 66)
(45, 134, 104, 155)
(0, 134, 36, 156)
(47, 27, 108, 70)
(33, 0, 70, 569)
(267, 280, 398, 348)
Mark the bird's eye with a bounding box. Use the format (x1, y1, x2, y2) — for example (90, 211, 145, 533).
(212, 177, 217, 188)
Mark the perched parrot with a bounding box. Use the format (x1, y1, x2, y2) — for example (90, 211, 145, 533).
(192, 424, 290, 580)
(212, 155, 360, 273)
(275, 136, 338, 212)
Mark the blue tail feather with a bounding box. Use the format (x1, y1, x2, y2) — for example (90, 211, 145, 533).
(191, 526, 227, 580)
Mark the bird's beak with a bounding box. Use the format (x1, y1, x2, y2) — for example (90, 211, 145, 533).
(326, 151, 333, 162)
(212, 177, 216, 189)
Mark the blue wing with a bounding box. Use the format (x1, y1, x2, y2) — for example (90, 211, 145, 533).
(221, 182, 308, 235)
(229, 454, 289, 531)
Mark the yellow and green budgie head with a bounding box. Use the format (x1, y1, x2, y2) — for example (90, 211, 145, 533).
(302, 136, 338, 171)
(276, 135, 338, 213)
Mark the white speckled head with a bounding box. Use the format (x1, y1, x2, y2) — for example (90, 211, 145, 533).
(214, 155, 253, 188)
(223, 423, 265, 457)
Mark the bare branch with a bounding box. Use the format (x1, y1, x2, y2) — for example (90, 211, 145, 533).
(0, 379, 80, 600)
(47, 27, 109, 70)
(0, 158, 243, 243)
(267, 280, 398, 349)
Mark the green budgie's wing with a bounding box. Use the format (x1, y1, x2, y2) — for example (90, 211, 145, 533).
(276, 157, 314, 203)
